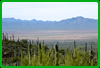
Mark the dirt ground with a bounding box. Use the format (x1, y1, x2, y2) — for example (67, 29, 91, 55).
(3, 30, 98, 41)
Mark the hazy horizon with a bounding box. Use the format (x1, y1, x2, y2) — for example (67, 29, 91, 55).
(2, 16, 98, 21)
(2, 2, 98, 21)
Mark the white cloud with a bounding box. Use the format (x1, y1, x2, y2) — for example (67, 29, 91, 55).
(2, 2, 98, 21)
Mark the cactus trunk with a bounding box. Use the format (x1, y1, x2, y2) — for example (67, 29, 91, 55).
(28, 41, 31, 65)
(4, 35, 6, 41)
(32, 40, 34, 45)
(74, 41, 76, 49)
(2, 33, 4, 40)
(6, 33, 8, 40)
(21, 47, 23, 65)
(54, 43, 58, 66)
(43, 40, 44, 45)
(10, 36, 11, 41)
(89, 43, 93, 63)
(85, 43, 87, 52)
(12, 35, 14, 41)
(38, 42, 42, 63)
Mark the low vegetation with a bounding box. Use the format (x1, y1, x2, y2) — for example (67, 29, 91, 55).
(2, 33, 98, 66)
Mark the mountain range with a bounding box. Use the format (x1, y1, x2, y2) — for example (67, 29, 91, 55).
(2, 16, 98, 32)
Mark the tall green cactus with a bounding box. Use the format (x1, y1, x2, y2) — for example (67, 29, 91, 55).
(6, 33, 8, 40)
(37, 37, 39, 45)
(43, 40, 44, 45)
(2, 33, 4, 40)
(54, 43, 58, 66)
(14, 50, 17, 57)
(21, 46, 23, 65)
(36, 37, 39, 55)
(91, 43, 92, 51)
(10, 36, 11, 41)
(57, 42, 58, 46)
(4, 35, 6, 41)
(38, 42, 41, 55)
(36, 42, 38, 56)
(12, 34, 14, 41)
(85, 43, 87, 52)
(74, 41, 76, 49)
(34, 47, 36, 57)
(41, 44, 45, 54)
(18, 44, 20, 57)
(44, 45, 47, 54)
(38, 42, 41, 51)
(28, 40, 31, 65)
(30, 40, 33, 56)
(89, 43, 93, 63)
(32, 40, 34, 45)
(71, 53, 74, 62)
(73, 41, 76, 57)
(38, 42, 42, 63)
(17, 37, 19, 43)
(13, 51, 14, 62)
(14, 45, 17, 57)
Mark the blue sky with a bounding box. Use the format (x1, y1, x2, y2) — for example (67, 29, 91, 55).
(2, 2, 98, 21)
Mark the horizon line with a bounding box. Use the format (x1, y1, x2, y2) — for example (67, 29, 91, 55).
(2, 16, 98, 21)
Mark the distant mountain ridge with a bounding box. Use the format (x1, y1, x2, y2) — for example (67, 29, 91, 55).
(2, 16, 98, 23)
(2, 17, 54, 23)
(2, 16, 98, 31)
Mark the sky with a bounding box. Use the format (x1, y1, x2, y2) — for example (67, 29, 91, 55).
(2, 2, 98, 21)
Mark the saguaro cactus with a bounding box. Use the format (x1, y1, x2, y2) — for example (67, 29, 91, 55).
(38, 42, 42, 63)
(2, 33, 4, 40)
(44, 45, 47, 54)
(17, 37, 19, 43)
(36, 38, 39, 56)
(21, 47, 23, 65)
(14, 47, 17, 57)
(28, 40, 31, 65)
(57, 42, 58, 46)
(37, 37, 39, 43)
(10, 36, 11, 41)
(13, 51, 14, 62)
(54, 43, 58, 66)
(91, 43, 92, 51)
(30, 40, 32, 56)
(74, 41, 76, 49)
(85, 43, 87, 52)
(38, 42, 41, 55)
(71, 53, 74, 61)
(32, 40, 34, 45)
(6, 33, 8, 40)
(89, 43, 93, 63)
(43, 40, 44, 45)
(4, 35, 6, 41)
(12, 34, 14, 41)
(36, 37, 39, 47)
